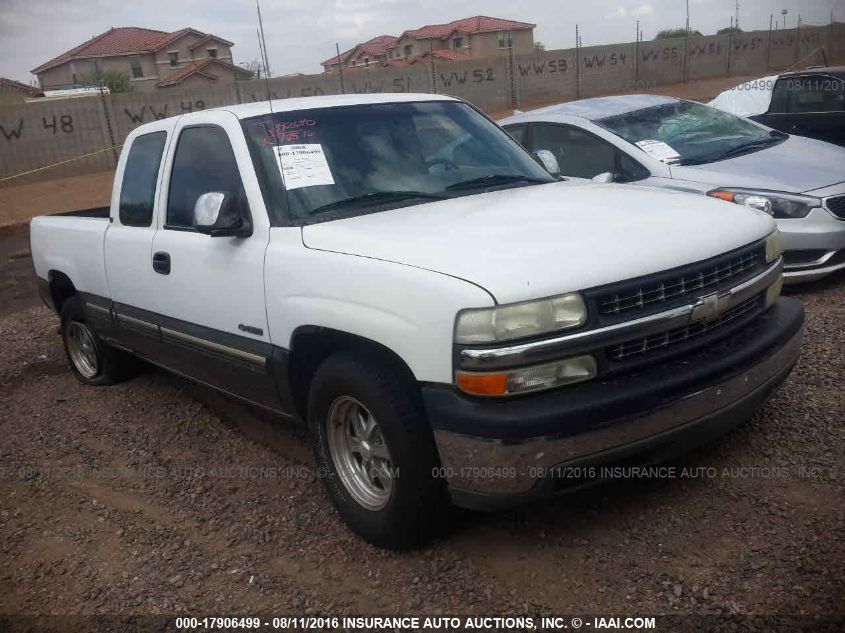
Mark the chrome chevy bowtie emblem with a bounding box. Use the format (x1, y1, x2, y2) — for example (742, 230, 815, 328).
(690, 292, 723, 323)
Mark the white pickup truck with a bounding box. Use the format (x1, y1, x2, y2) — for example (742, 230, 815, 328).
(30, 93, 803, 549)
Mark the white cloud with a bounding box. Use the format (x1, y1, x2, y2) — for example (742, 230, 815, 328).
(632, 3, 654, 17)
(604, 7, 627, 20)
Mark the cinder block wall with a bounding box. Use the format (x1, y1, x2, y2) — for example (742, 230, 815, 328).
(2, 22, 843, 186)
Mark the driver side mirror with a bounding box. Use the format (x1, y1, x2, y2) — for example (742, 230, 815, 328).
(194, 192, 252, 238)
(531, 150, 561, 178)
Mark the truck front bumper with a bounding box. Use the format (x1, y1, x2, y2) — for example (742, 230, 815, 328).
(423, 297, 804, 510)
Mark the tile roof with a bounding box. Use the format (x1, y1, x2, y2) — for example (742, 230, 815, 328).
(156, 57, 236, 87)
(419, 48, 474, 61)
(402, 16, 534, 40)
(338, 48, 474, 72)
(31, 26, 230, 74)
(0, 77, 43, 96)
(189, 33, 235, 51)
(322, 35, 397, 66)
(322, 15, 534, 67)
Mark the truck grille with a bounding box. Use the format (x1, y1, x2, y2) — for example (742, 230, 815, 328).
(607, 295, 761, 361)
(825, 195, 845, 220)
(595, 243, 762, 318)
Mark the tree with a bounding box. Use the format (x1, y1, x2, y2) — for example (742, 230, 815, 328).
(79, 68, 134, 93)
(655, 28, 702, 40)
(534, 41, 546, 51)
(239, 59, 270, 79)
(717, 26, 744, 35)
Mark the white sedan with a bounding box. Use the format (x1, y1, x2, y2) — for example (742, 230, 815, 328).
(501, 95, 845, 284)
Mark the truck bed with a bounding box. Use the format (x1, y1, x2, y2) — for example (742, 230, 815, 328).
(30, 210, 111, 302)
(53, 207, 110, 219)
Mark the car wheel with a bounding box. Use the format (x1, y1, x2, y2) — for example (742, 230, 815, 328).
(308, 352, 446, 549)
(60, 295, 140, 386)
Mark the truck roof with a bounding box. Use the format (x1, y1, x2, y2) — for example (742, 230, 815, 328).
(220, 93, 458, 120)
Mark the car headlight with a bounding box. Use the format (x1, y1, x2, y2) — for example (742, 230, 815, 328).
(454, 292, 587, 344)
(708, 188, 820, 219)
(765, 228, 783, 263)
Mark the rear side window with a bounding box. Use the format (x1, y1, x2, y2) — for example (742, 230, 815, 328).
(531, 123, 648, 182)
(118, 131, 166, 227)
(504, 124, 526, 144)
(772, 76, 845, 113)
(167, 126, 247, 228)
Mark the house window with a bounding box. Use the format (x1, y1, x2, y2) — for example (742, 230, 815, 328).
(207, 48, 218, 58)
(404, 45, 413, 58)
(377, 54, 386, 63)
(498, 32, 513, 48)
(130, 59, 143, 78)
(168, 52, 179, 67)
(453, 37, 464, 49)
(364, 57, 369, 67)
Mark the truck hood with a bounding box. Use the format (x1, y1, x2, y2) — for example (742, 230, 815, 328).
(301, 181, 775, 304)
(670, 134, 845, 193)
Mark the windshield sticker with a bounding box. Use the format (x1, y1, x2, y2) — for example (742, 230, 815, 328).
(274, 144, 335, 190)
(259, 118, 317, 145)
(635, 139, 681, 165)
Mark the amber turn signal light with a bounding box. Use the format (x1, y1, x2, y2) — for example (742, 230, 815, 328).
(708, 191, 735, 202)
(455, 371, 508, 396)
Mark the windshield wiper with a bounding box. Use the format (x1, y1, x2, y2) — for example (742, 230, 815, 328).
(309, 191, 449, 216)
(445, 174, 548, 191)
(682, 137, 782, 165)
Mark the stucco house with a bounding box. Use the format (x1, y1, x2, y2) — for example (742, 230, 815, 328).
(322, 16, 536, 72)
(31, 26, 250, 92)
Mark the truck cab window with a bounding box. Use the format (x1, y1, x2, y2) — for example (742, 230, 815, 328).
(167, 126, 248, 229)
(118, 131, 167, 227)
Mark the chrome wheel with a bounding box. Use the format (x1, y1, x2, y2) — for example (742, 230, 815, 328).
(66, 321, 99, 379)
(326, 396, 394, 510)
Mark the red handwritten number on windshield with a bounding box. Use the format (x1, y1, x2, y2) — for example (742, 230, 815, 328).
(259, 118, 317, 145)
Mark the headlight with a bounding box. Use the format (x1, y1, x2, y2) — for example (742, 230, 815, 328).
(454, 292, 586, 344)
(765, 229, 783, 263)
(456, 355, 597, 396)
(708, 188, 820, 219)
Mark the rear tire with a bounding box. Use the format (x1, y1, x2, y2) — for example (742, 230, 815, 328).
(60, 296, 140, 386)
(308, 352, 446, 550)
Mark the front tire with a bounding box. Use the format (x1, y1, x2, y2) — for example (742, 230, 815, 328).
(60, 296, 140, 386)
(308, 352, 446, 549)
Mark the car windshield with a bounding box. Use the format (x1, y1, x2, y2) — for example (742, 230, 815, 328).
(242, 100, 554, 222)
(595, 100, 785, 166)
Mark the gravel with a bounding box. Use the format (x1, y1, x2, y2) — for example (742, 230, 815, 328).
(0, 269, 843, 625)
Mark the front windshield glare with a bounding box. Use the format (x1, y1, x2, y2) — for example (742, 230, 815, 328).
(595, 100, 780, 165)
(243, 100, 553, 221)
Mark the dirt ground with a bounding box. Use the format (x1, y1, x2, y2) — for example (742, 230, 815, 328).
(1, 71, 844, 630)
(1, 228, 843, 626)
(0, 171, 113, 230)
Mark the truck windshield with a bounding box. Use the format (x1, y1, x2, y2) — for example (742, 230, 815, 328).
(242, 100, 554, 222)
(595, 100, 786, 166)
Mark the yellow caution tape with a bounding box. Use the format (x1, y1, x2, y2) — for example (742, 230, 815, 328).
(0, 145, 122, 184)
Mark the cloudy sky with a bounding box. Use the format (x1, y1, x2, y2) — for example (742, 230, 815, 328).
(0, 0, 839, 84)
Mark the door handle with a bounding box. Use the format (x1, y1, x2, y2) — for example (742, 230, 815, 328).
(153, 251, 171, 275)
